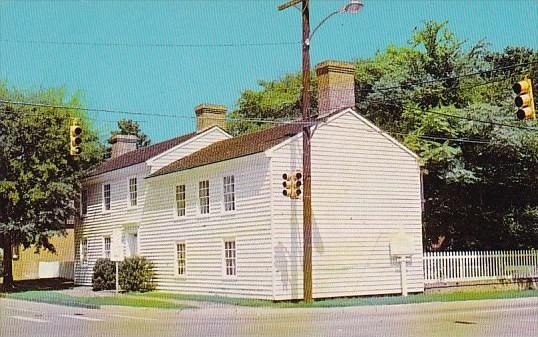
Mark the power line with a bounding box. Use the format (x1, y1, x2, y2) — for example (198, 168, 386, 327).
(358, 60, 538, 93)
(352, 97, 538, 132)
(316, 121, 493, 145)
(0, 99, 297, 126)
(0, 39, 301, 49)
(0, 99, 511, 146)
(1, 62, 536, 131)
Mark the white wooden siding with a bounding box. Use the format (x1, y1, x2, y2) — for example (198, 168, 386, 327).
(148, 128, 231, 173)
(74, 163, 149, 285)
(74, 128, 231, 286)
(270, 110, 424, 300)
(139, 153, 275, 299)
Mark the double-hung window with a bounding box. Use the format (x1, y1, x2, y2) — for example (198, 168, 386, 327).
(223, 175, 235, 211)
(81, 239, 88, 264)
(199, 180, 210, 214)
(129, 178, 137, 207)
(81, 189, 88, 216)
(175, 185, 186, 217)
(176, 243, 186, 276)
(224, 240, 236, 276)
(103, 184, 111, 211)
(103, 237, 111, 259)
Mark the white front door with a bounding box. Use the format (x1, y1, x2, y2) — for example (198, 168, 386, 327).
(124, 231, 138, 257)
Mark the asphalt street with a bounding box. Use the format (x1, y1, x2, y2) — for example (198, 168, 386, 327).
(0, 297, 537, 337)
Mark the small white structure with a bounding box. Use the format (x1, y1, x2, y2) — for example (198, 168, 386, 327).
(75, 60, 424, 299)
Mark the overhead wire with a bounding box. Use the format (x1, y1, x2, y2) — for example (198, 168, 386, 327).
(0, 39, 301, 48)
(1, 61, 536, 137)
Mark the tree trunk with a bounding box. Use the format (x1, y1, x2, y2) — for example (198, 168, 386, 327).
(1, 233, 14, 291)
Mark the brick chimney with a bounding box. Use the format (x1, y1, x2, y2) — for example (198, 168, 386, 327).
(194, 104, 227, 131)
(315, 60, 355, 116)
(109, 134, 138, 159)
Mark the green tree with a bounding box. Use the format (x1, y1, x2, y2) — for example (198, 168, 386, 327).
(227, 73, 315, 136)
(0, 83, 104, 290)
(110, 119, 150, 147)
(227, 20, 538, 250)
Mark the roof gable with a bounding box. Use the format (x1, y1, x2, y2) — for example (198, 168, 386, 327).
(149, 122, 303, 178)
(148, 108, 419, 178)
(319, 108, 419, 160)
(87, 126, 226, 177)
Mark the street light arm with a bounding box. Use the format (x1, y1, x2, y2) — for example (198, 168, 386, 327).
(306, 10, 341, 46)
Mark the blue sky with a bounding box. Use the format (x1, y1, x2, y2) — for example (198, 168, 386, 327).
(1, 0, 537, 142)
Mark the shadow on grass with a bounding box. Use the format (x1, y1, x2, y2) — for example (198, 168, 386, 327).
(139, 288, 538, 308)
(1, 278, 75, 293)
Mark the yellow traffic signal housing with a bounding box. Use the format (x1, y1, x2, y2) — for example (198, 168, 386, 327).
(282, 171, 302, 199)
(282, 173, 292, 197)
(513, 78, 535, 120)
(293, 171, 302, 198)
(70, 124, 82, 156)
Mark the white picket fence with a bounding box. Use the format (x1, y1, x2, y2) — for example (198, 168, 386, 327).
(423, 250, 538, 284)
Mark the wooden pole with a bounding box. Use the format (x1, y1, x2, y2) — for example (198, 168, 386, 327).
(301, 0, 313, 303)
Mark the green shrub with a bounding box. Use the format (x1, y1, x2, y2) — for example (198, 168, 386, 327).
(119, 256, 155, 292)
(92, 258, 116, 291)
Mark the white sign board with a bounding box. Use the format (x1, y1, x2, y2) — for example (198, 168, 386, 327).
(110, 229, 124, 262)
(389, 232, 414, 257)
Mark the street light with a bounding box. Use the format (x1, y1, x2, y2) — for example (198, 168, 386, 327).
(343, 0, 364, 13)
(307, 1, 364, 45)
(277, 0, 363, 303)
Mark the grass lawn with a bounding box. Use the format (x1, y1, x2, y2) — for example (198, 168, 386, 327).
(2, 285, 536, 309)
(139, 288, 538, 308)
(1, 290, 190, 309)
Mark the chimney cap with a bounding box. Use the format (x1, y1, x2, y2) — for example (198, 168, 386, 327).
(315, 60, 355, 75)
(194, 104, 227, 116)
(109, 134, 138, 145)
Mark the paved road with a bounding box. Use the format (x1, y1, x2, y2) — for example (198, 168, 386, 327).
(1, 297, 536, 337)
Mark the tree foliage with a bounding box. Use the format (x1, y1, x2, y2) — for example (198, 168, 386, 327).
(110, 119, 150, 148)
(0, 83, 104, 288)
(228, 20, 538, 250)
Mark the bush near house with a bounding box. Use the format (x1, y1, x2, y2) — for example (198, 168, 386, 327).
(119, 256, 155, 292)
(92, 259, 116, 291)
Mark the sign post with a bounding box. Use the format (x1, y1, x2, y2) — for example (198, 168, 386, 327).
(390, 232, 414, 297)
(110, 229, 124, 294)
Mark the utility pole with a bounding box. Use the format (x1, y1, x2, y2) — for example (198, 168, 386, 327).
(278, 0, 363, 303)
(278, 0, 313, 303)
(300, 0, 313, 304)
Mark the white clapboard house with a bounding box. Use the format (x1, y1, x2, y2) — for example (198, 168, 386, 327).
(75, 61, 424, 299)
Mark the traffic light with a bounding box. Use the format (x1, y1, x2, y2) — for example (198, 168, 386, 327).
(282, 173, 292, 197)
(513, 78, 535, 120)
(282, 171, 302, 199)
(294, 171, 302, 198)
(70, 122, 82, 156)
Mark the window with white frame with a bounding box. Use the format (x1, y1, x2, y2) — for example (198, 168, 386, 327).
(199, 180, 210, 214)
(176, 243, 186, 276)
(129, 178, 137, 207)
(81, 238, 88, 264)
(103, 236, 111, 259)
(224, 240, 236, 276)
(81, 189, 88, 216)
(175, 184, 186, 217)
(223, 175, 235, 211)
(103, 184, 111, 211)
